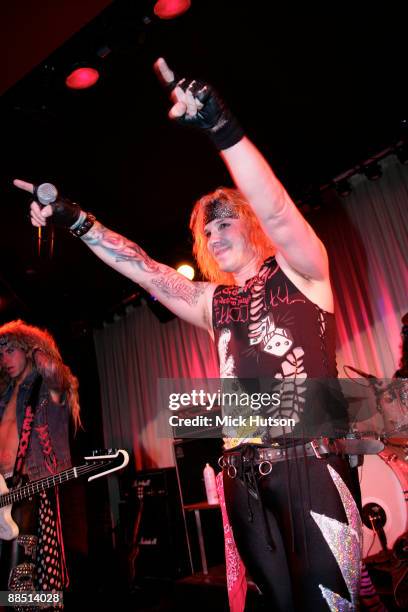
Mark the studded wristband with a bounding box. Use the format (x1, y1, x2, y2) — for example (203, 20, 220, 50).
(69, 212, 96, 237)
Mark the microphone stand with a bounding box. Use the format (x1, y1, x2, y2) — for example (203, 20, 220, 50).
(37, 225, 55, 259)
(345, 365, 386, 437)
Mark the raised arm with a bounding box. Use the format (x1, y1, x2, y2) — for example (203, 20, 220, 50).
(155, 58, 329, 283)
(220, 139, 329, 281)
(13, 179, 214, 331)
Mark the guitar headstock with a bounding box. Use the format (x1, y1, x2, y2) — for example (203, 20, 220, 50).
(83, 449, 130, 481)
(88, 448, 120, 458)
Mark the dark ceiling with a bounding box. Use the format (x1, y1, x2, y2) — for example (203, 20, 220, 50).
(1, 0, 406, 334)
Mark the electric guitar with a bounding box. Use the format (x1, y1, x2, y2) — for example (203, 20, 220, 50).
(0, 448, 129, 541)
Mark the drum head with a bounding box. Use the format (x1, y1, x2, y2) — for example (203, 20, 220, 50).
(358, 451, 408, 558)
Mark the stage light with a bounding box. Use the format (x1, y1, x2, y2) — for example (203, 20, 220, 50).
(154, 0, 191, 20)
(334, 179, 352, 197)
(177, 264, 195, 280)
(363, 161, 382, 181)
(65, 67, 100, 90)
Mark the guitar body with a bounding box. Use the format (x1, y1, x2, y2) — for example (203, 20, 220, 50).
(0, 473, 19, 541)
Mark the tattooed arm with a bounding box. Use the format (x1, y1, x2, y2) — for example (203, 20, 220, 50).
(82, 222, 214, 330)
(13, 179, 215, 330)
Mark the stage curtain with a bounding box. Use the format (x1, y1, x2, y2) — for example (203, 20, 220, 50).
(315, 154, 407, 378)
(93, 306, 219, 470)
(94, 153, 407, 473)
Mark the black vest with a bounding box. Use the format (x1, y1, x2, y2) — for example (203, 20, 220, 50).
(212, 258, 349, 441)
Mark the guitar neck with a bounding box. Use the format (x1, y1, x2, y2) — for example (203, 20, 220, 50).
(0, 452, 127, 509)
(1, 464, 91, 508)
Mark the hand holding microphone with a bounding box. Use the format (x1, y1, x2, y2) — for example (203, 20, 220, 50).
(14, 179, 82, 227)
(14, 179, 51, 227)
(14, 179, 56, 256)
(13, 179, 95, 238)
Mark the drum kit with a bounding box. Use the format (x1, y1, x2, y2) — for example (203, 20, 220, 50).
(344, 365, 408, 558)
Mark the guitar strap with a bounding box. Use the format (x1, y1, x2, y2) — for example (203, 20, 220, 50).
(8, 373, 68, 599)
(11, 374, 43, 488)
(5, 374, 42, 607)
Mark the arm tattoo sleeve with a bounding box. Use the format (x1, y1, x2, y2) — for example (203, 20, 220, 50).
(82, 223, 208, 308)
(82, 222, 160, 274)
(151, 274, 207, 306)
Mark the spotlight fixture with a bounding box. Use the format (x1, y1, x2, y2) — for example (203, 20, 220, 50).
(65, 66, 100, 90)
(334, 179, 352, 197)
(177, 263, 195, 280)
(154, 0, 191, 20)
(363, 161, 382, 181)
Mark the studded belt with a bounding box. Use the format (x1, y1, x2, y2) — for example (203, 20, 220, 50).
(219, 437, 384, 478)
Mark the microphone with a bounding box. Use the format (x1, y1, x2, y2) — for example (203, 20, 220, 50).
(34, 182, 58, 258)
(34, 182, 58, 206)
(345, 365, 379, 381)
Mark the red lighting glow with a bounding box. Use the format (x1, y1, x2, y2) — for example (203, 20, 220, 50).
(154, 0, 191, 20)
(65, 67, 100, 90)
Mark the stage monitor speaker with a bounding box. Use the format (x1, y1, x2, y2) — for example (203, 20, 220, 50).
(118, 467, 191, 582)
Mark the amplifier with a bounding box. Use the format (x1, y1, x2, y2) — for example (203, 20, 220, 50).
(118, 467, 191, 581)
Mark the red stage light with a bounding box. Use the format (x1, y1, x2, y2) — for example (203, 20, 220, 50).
(154, 0, 191, 20)
(65, 67, 100, 90)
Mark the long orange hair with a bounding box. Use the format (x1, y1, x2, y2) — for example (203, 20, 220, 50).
(0, 320, 81, 431)
(190, 187, 275, 284)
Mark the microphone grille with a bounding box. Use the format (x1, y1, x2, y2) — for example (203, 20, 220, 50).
(36, 182, 58, 205)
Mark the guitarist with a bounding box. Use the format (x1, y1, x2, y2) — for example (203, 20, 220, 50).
(0, 320, 81, 606)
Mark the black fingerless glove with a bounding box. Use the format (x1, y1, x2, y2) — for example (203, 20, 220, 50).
(51, 197, 82, 228)
(33, 183, 95, 237)
(173, 78, 244, 150)
(51, 198, 95, 237)
(52, 197, 96, 237)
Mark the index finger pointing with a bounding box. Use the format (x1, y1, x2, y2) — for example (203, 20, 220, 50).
(13, 179, 34, 194)
(154, 57, 175, 87)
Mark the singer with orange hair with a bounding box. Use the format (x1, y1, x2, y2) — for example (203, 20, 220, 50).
(13, 57, 369, 611)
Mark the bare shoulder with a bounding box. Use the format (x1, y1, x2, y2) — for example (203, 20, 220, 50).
(275, 251, 334, 313)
